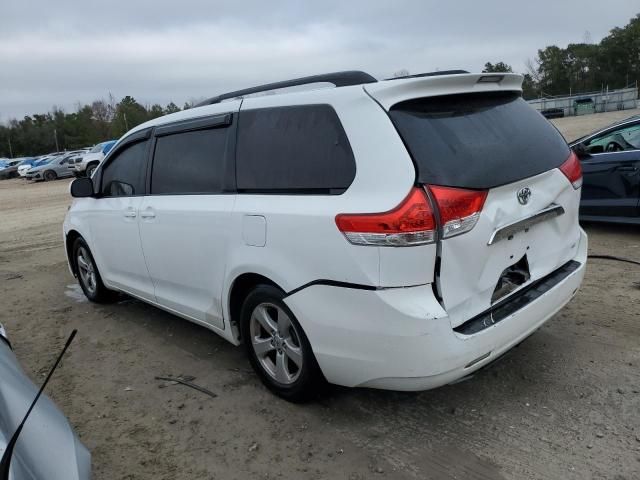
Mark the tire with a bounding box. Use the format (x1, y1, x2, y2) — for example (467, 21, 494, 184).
(43, 170, 57, 181)
(72, 237, 118, 303)
(86, 164, 97, 178)
(240, 285, 324, 402)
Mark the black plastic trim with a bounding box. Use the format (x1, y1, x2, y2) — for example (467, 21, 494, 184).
(154, 113, 232, 137)
(197, 71, 377, 106)
(454, 260, 581, 336)
(285, 280, 378, 297)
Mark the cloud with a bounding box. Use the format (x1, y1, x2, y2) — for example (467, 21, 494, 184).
(0, 0, 637, 119)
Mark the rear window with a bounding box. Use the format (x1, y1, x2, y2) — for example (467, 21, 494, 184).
(389, 92, 570, 189)
(236, 105, 355, 194)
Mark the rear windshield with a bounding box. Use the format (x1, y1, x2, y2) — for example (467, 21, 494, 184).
(389, 92, 569, 189)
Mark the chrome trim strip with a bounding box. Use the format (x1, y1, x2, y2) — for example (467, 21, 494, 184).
(487, 204, 565, 245)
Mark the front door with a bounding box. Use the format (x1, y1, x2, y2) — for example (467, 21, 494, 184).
(88, 138, 155, 300)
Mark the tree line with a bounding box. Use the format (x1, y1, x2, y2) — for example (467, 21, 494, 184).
(1, 13, 638, 158)
(484, 13, 639, 99)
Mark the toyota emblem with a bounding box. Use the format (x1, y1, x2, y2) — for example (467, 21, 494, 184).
(517, 187, 532, 205)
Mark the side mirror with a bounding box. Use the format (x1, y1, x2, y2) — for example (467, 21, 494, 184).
(70, 177, 94, 198)
(572, 143, 589, 159)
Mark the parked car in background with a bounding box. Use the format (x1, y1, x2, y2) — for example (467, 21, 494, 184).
(65, 70, 587, 401)
(0, 324, 91, 479)
(71, 140, 117, 178)
(20, 156, 51, 176)
(0, 159, 25, 179)
(25, 152, 80, 181)
(17, 157, 40, 177)
(570, 116, 640, 224)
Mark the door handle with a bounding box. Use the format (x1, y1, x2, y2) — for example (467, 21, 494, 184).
(616, 166, 638, 172)
(140, 208, 156, 219)
(123, 208, 137, 218)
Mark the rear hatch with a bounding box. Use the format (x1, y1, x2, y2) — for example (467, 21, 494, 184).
(366, 76, 582, 328)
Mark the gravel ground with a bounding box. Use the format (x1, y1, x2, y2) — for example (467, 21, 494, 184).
(0, 109, 639, 479)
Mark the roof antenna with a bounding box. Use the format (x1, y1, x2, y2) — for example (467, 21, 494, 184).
(0, 329, 78, 480)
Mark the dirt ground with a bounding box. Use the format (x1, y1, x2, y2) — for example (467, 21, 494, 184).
(1, 109, 639, 480)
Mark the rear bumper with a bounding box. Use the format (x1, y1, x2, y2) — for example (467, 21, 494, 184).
(285, 228, 587, 391)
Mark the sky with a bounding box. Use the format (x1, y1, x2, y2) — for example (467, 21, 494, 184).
(0, 1, 638, 121)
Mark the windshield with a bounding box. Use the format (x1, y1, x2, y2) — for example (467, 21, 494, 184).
(35, 158, 51, 166)
(89, 143, 103, 153)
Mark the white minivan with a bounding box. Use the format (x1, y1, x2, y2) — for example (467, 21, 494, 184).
(64, 70, 587, 401)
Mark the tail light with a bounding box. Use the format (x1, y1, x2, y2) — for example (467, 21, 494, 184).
(559, 151, 583, 189)
(428, 186, 488, 238)
(335, 188, 436, 246)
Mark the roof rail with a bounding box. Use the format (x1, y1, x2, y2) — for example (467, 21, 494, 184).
(384, 70, 469, 80)
(196, 70, 377, 106)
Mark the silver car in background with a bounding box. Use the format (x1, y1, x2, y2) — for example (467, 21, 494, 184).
(0, 325, 90, 479)
(25, 152, 83, 182)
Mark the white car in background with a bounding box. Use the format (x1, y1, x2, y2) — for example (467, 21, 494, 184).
(64, 70, 587, 401)
(18, 156, 47, 176)
(70, 141, 117, 177)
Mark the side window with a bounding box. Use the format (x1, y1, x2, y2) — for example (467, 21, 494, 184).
(236, 105, 356, 193)
(151, 127, 229, 194)
(101, 140, 149, 197)
(584, 123, 640, 154)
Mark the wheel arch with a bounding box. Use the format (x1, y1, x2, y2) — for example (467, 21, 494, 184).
(65, 229, 84, 276)
(227, 272, 285, 343)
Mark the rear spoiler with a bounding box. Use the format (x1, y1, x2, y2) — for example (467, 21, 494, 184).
(363, 73, 524, 110)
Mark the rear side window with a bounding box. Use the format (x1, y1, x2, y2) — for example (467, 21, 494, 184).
(101, 140, 149, 197)
(151, 127, 229, 194)
(389, 93, 570, 189)
(236, 105, 355, 193)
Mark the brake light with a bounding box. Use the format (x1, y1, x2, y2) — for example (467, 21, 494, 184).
(335, 187, 436, 246)
(428, 186, 488, 239)
(559, 151, 582, 189)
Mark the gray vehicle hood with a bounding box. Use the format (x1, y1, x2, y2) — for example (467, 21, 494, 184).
(0, 329, 90, 480)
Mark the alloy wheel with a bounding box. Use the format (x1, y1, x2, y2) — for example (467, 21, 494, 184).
(76, 247, 97, 295)
(249, 302, 303, 384)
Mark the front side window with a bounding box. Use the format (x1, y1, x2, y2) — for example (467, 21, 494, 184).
(236, 105, 356, 194)
(584, 123, 640, 154)
(151, 127, 229, 194)
(100, 140, 149, 197)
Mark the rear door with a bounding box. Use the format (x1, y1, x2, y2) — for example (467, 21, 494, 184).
(578, 121, 640, 219)
(138, 112, 238, 329)
(372, 84, 582, 327)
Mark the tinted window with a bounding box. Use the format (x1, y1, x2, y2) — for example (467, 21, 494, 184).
(236, 105, 355, 193)
(389, 93, 570, 189)
(151, 127, 229, 194)
(101, 140, 148, 197)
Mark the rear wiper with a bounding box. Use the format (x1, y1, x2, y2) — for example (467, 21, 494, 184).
(0, 330, 77, 480)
